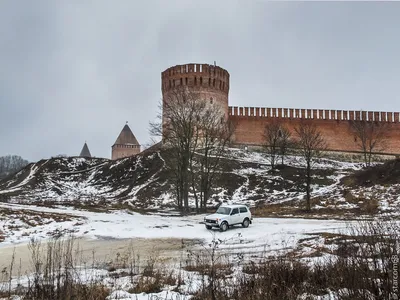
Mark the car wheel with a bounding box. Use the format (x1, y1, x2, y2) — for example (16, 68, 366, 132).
(242, 218, 250, 228)
(206, 225, 212, 230)
(220, 222, 228, 232)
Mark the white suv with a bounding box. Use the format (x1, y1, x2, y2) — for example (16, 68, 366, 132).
(204, 204, 252, 231)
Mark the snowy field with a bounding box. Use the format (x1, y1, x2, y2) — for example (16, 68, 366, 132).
(0, 202, 354, 299)
(0, 202, 349, 252)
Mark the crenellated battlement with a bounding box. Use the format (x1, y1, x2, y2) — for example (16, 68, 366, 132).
(161, 63, 230, 94)
(228, 106, 400, 122)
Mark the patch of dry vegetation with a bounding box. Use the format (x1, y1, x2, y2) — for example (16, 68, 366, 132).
(191, 220, 399, 300)
(0, 220, 398, 299)
(0, 207, 82, 242)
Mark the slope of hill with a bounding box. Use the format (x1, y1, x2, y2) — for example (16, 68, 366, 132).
(0, 148, 399, 218)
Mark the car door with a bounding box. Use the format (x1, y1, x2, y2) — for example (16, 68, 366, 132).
(230, 208, 241, 224)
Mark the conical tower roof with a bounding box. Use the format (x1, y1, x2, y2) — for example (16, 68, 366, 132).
(113, 124, 139, 146)
(80, 142, 92, 157)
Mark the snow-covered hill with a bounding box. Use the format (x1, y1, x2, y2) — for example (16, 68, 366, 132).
(0, 148, 399, 217)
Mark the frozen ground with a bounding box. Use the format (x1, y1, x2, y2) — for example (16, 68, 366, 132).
(0, 202, 392, 300)
(0, 202, 348, 248)
(0, 202, 350, 271)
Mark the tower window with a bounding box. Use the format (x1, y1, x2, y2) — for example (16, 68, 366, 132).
(185, 77, 188, 85)
(180, 78, 183, 85)
(200, 77, 203, 85)
(194, 77, 197, 85)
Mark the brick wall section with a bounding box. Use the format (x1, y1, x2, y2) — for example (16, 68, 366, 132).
(229, 107, 400, 154)
(111, 145, 141, 160)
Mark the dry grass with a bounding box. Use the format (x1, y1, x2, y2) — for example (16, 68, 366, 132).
(1, 221, 398, 299)
(192, 220, 400, 300)
(0, 207, 77, 225)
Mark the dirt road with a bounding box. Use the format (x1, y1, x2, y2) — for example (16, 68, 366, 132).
(0, 237, 201, 277)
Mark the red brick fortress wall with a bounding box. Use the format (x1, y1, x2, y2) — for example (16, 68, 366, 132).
(229, 107, 400, 154)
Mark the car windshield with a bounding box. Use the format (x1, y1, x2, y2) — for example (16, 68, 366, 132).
(216, 207, 231, 215)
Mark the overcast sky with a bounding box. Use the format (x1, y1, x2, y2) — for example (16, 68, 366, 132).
(1, 1, 400, 162)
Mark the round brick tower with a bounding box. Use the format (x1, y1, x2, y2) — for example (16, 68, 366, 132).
(161, 63, 230, 120)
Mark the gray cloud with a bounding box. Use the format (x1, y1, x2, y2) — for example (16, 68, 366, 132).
(1, 1, 400, 161)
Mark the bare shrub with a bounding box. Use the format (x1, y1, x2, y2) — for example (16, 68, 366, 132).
(361, 197, 380, 214)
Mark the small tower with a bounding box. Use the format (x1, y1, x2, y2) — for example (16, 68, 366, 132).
(79, 142, 92, 158)
(111, 123, 141, 160)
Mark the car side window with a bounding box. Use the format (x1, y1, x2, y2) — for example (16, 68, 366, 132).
(231, 208, 239, 215)
(239, 207, 247, 213)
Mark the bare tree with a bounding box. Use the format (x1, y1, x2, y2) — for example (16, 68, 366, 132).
(0, 155, 29, 179)
(278, 126, 291, 165)
(150, 86, 204, 211)
(294, 121, 327, 211)
(150, 86, 232, 212)
(263, 121, 280, 169)
(263, 120, 291, 168)
(191, 110, 235, 211)
(349, 120, 388, 167)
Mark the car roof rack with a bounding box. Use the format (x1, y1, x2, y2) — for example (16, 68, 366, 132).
(220, 202, 249, 207)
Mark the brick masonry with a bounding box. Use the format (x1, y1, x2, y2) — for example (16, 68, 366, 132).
(229, 107, 400, 154)
(162, 64, 400, 155)
(111, 145, 140, 160)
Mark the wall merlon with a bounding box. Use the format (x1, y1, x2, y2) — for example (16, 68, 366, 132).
(313, 110, 317, 119)
(368, 111, 373, 121)
(361, 111, 367, 121)
(381, 112, 387, 122)
(284, 108, 288, 118)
